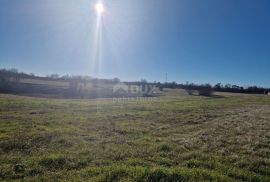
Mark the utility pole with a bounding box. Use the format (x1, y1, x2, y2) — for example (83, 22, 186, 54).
(165, 73, 168, 83)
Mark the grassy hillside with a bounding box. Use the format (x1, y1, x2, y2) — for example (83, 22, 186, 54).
(0, 90, 270, 181)
(1, 78, 117, 99)
(1, 76, 159, 99)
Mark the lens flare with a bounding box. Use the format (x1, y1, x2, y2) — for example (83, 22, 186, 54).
(95, 2, 105, 15)
(90, 1, 105, 77)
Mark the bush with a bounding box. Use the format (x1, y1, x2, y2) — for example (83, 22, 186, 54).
(185, 89, 194, 95)
(198, 85, 213, 96)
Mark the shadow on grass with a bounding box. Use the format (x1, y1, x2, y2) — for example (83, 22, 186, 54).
(208, 95, 225, 99)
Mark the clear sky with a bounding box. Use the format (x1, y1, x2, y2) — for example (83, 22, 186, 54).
(0, 0, 270, 87)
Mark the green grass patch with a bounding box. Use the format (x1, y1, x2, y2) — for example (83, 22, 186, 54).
(0, 90, 270, 181)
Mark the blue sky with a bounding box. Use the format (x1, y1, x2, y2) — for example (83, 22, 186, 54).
(0, 0, 270, 87)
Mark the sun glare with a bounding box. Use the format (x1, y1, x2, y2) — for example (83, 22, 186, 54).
(95, 2, 105, 15)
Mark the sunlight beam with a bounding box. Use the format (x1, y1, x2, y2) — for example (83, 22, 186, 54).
(95, 2, 105, 16)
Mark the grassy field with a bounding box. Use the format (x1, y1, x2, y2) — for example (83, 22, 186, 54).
(0, 89, 270, 181)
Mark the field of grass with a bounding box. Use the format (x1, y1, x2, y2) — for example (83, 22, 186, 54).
(0, 89, 270, 181)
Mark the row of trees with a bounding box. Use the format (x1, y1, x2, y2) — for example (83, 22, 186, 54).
(0, 68, 121, 84)
(0, 68, 269, 96)
(155, 82, 269, 95)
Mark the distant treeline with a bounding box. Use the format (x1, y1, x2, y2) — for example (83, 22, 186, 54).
(0, 68, 269, 97)
(157, 82, 270, 95)
(0, 68, 121, 83)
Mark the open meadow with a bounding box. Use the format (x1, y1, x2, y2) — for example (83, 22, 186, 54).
(0, 90, 270, 181)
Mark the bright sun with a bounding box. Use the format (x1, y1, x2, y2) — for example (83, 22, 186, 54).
(95, 2, 105, 15)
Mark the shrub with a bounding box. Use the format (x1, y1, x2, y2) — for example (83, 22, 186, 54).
(185, 89, 194, 95)
(198, 85, 213, 96)
(39, 156, 71, 170)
